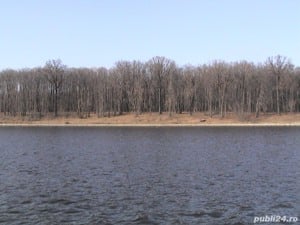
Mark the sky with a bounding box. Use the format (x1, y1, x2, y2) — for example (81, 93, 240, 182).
(0, 0, 299, 69)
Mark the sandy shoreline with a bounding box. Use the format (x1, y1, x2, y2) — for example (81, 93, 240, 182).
(1, 113, 300, 127)
(1, 123, 300, 127)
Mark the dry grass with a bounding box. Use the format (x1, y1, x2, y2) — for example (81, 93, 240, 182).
(0, 112, 300, 126)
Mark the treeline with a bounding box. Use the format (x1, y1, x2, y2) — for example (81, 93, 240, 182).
(0, 55, 299, 119)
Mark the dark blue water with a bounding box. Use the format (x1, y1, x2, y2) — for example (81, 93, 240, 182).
(0, 127, 299, 224)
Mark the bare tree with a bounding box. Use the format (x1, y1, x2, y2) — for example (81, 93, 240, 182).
(183, 66, 196, 115)
(44, 59, 65, 117)
(267, 55, 292, 115)
(147, 56, 175, 114)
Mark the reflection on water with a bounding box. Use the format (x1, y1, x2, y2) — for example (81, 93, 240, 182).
(0, 127, 299, 224)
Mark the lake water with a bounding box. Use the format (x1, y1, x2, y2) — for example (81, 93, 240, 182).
(0, 127, 299, 225)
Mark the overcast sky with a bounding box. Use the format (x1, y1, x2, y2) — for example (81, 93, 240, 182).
(0, 0, 299, 69)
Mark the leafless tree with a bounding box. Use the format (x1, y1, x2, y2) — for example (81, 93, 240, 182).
(44, 59, 66, 117)
(267, 55, 292, 115)
(147, 56, 175, 114)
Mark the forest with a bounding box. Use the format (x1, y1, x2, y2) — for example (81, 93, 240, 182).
(0, 55, 299, 119)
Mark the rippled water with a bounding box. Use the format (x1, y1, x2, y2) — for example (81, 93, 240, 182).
(0, 127, 299, 224)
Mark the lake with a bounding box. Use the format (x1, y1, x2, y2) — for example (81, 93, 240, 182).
(0, 127, 299, 224)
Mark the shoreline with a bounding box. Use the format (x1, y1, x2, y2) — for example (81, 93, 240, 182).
(1, 123, 300, 127)
(1, 112, 300, 127)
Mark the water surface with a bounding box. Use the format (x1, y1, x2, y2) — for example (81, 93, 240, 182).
(0, 127, 299, 224)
